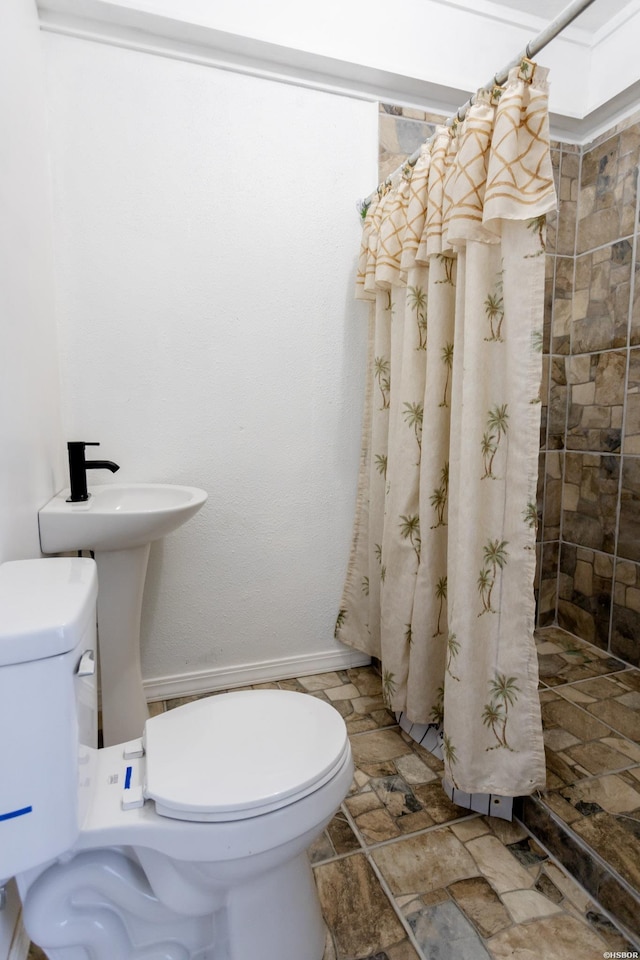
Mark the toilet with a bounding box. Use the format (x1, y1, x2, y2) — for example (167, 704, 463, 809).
(0, 558, 353, 960)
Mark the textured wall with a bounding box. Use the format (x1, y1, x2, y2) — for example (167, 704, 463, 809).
(538, 113, 640, 668)
(0, 0, 65, 951)
(0, 0, 64, 565)
(44, 32, 377, 686)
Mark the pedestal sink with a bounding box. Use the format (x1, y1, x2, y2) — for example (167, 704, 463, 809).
(38, 483, 207, 746)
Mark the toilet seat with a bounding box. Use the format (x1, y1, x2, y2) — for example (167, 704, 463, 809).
(143, 689, 350, 822)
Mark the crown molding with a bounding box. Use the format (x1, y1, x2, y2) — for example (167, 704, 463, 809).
(38, 0, 639, 146)
(423, 0, 592, 43)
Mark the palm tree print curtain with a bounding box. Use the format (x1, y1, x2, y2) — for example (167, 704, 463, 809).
(336, 63, 556, 798)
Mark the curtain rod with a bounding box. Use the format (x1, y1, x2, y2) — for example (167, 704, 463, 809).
(362, 0, 598, 206)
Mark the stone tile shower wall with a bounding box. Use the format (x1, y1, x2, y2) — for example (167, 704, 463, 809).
(539, 113, 640, 668)
(378, 104, 640, 669)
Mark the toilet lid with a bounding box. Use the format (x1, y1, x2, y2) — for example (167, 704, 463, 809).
(143, 689, 350, 822)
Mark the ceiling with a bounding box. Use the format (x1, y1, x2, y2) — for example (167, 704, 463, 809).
(37, 0, 640, 142)
(457, 0, 635, 34)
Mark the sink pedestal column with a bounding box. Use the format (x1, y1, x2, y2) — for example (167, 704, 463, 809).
(95, 544, 151, 746)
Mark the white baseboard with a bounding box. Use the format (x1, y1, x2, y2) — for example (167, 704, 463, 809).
(143, 648, 371, 702)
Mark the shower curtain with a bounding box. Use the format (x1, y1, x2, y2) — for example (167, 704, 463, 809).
(337, 62, 557, 798)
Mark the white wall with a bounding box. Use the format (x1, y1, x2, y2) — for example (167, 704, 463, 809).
(43, 32, 376, 690)
(0, 0, 65, 566)
(0, 0, 64, 953)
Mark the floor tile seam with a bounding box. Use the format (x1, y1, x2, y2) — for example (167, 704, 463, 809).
(534, 856, 637, 949)
(360, 830, 569, 954)
(531, 794, 640, 897)
(534, 646, 616, 667)
(339, 797, 387, 856)
(362, 849, 430, 960)
(554, 667, 640, 689)
(310, 845, 369, 869)
(539, 677, 639, 711)
(551, 700, 639, 744)
(341, 796, 486, 856)
(517, 803, 640, 949)
(535, 624, 600, 644)
(540, 646, 625, 667)
(546, 686, 639, 742)
(514, 798, 640, 928)
(523, 795, 640, 907)
(347, 721, 403, 740)
(320, 801, 431, 959)
(616, 810, 640, 829)
(613, 666, 640, 680)
(543, 724, 631, 759)
(539, 677, 575, 692)
(529, 820, 639, 913)
(339, 797, 374, 853)
(545, 758, 640, 789)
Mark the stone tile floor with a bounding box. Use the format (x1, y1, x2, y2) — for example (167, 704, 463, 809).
(165, 652, 637, 959)
(292, 662, 637, 960)
(29, 629, 639, 960)
(535, 625, 640, 898)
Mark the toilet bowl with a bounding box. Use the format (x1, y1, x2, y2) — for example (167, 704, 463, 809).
(0, 558, 353, 960)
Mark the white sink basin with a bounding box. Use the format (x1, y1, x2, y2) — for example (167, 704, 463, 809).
(38, 482, 208, 746)
(39, 483, 208, 553)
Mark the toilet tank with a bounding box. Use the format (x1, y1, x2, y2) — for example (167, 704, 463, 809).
(0, 558, 98, 880)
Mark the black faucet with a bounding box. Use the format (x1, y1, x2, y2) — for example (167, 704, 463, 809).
(66, 442, 120, 502)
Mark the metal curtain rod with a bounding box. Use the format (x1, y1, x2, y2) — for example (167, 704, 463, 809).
(363, 0, 598, 205)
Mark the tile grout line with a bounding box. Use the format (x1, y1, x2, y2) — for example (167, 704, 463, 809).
(520, 796, 640, 945)
(553, 143, 579, 627)
(341, 803, 483, 856)
(337, 800, 429, 959)
(365, 851, 428, 960)
(536, 171, 559, 625)
(574, 231, 637, 260)
(338, 790, 627, 956)
(521, 809, 640, 949)
(331, 795, 532, 957)
(606, 161, 640, 655)
(540, 677, 639, 747)
(536, 236, 556, 626)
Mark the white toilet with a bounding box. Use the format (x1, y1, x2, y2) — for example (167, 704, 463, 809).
(0, 558, 353, 960)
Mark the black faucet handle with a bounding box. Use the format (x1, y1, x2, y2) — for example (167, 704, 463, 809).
(66, 442, 102, 502)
